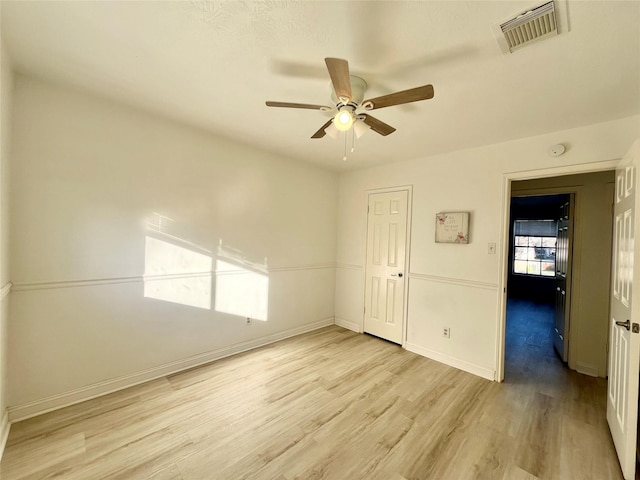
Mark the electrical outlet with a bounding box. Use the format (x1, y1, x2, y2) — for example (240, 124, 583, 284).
(246, 317, 252, 326)
(443, 327, 450, 338)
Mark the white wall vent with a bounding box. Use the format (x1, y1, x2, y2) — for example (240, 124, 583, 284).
(492, 1, 568, 54)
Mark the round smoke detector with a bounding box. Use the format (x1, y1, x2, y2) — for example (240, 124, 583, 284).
(548, 144, 566, 157)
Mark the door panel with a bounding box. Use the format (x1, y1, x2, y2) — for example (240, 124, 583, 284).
(364, 190, 408, 344)
(553, 199, 573, 362)
(608, 139, 640, 480)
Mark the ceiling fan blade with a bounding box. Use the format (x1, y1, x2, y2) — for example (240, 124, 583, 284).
(361, 114, 396, 136)
(265, 101, 330, 110)
(363, 85, 434, 110)
(311, 119, 333, 139)
(325, 58, 352, 103)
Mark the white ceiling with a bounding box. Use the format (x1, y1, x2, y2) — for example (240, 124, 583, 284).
(2, 1, 639, 172)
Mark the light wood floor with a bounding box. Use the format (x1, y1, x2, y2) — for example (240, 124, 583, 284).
(1, 324, 623, 479)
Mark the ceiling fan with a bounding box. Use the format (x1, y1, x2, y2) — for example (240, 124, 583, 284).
(266, 58, 434, 139)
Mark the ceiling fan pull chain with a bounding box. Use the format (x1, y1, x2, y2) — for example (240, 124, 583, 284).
(351, 128, 355, 153)
(343, 132, 348, 161)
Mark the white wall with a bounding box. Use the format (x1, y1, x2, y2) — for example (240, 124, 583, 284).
(336, 116, 640, 380)
(6, 72, 639, 424)
(8, 76, 338, 419)
(0, 17, 14, 452)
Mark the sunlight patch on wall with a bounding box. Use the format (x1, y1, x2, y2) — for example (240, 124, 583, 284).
(215, 259, 269, 321)
(144, 236, 213, 310)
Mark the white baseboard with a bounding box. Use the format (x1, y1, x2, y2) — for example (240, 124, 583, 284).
(8, 318, 334, 422)
(0, 410, 10, 461)
(334, 317, 361, 333)
(576, 362, 599, 377)
(405, 342, 495, 381)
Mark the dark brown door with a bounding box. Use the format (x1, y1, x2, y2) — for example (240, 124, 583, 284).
(553, 198, 573, 362)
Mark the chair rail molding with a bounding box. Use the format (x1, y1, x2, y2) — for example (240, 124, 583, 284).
(0, 282, 11, 300)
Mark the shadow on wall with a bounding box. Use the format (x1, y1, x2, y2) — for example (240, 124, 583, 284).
(143, 213, 269, 320)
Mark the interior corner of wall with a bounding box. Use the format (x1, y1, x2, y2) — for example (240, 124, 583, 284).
(335, 316, 361, 333)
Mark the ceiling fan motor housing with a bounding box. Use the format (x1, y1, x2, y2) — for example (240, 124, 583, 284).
(331, 75, 367, 107)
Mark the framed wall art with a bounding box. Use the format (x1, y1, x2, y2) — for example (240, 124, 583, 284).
(435, 212, 469, 244)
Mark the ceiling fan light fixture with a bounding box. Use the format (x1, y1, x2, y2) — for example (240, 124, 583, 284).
(325, 122, 340, 139)
(333, 109, 354, 131)
(353, 119, 370, 139)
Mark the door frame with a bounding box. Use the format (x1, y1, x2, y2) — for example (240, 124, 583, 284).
(362, 185, 413, 347)
(495, 160, 619, 381)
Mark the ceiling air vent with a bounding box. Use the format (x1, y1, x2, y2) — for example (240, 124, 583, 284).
(496, 1, 559, 53)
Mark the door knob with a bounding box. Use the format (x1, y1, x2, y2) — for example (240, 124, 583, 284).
(616, 319, 631, 331)
(391, 273, 403, 278)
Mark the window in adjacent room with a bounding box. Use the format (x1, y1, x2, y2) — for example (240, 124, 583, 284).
(513, 219, 557, 277)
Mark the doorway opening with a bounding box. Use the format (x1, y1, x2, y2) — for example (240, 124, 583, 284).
(505, 194, 571, 380)
(502, 170, 615, 382)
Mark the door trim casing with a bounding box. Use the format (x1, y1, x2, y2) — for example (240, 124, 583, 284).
(362, 185, 413, 347)
(496, 160, 619, 381)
